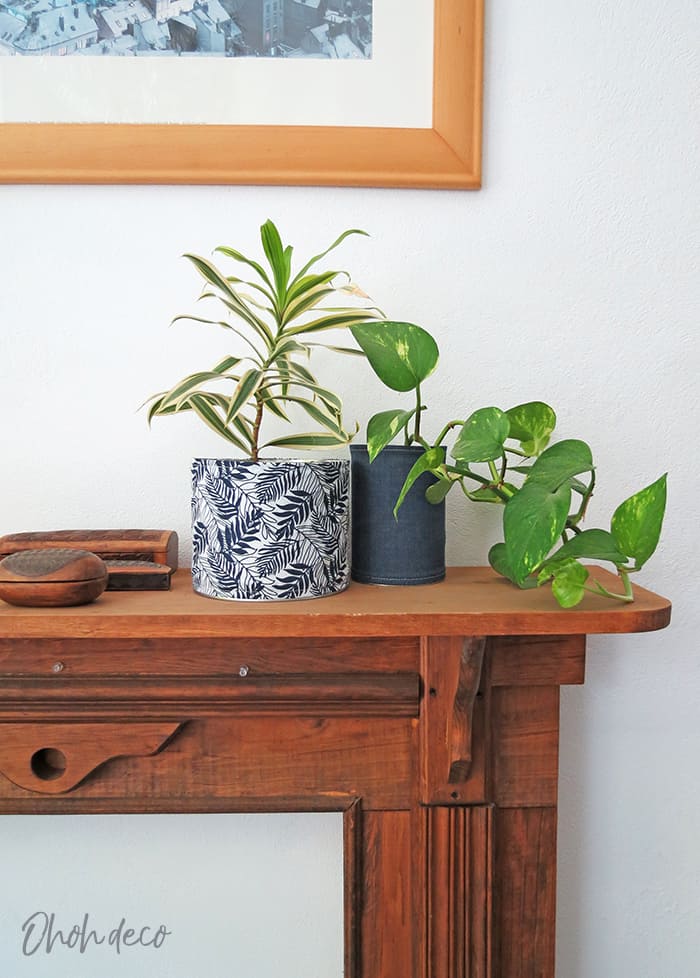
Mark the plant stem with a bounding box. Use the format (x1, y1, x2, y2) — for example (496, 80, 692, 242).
(585, 571, 635, 603)
(568, 470, 596, 527)
(251, 395, 264, 461)
(414, 383, 423, 441)
(434, 419, 466, 447)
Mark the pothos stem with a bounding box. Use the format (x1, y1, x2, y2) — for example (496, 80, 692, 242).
(414, 382, 423, 441)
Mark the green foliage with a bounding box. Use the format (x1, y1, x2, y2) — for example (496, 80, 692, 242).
(411, 400, 666, 607)
(611, 474, 667, 569)
(351, 314, 667, 607)
(351, 321, 439, 392)
(451, 407, 510, 463)
(146, 220, 379, 459)
(350, 321, 439, 460)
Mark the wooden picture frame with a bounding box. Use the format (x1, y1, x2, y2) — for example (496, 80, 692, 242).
(0, 0, 483, 188)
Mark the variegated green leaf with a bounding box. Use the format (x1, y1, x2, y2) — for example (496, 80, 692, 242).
(366, 409, 416, 462)
(223, 274, 276, 306)
(285, 270, 337, 305)
(280, 397, 345, 435)
(159, 370, 239, 412)
(505, 401, 556, 456)
(503, 481, 572, 584)
(173, 310, 265, 363)
(394, 446, 444, 517)
(213, 244, 274, 292)
(292, 228, 369, 283)
(285, 310, 378, 336)
(306, 343, 365, 356)
(258, 392, 290, 423)
(188, 394, 250, 453)
(611, 474, 667, 569)
(260, 219, 290, 301)
(488, 542, 519, 584)
(547, 528, 628, 566)
(270, 337, 307, 360)
(281, 285, 339, 326)
(350, 322, 439, 391)
(425, 478, 454, 505)
(538, 559, 589, 608)
(225, 369, 264, 425)
(451, 407, 510, 463)
(525, 440, 594, 492)
(262, 431, 353, 450)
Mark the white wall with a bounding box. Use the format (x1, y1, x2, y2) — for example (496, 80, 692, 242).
(1, 1, 698, 974)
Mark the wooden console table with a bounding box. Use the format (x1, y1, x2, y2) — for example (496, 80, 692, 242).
(0, 567, 670, 977)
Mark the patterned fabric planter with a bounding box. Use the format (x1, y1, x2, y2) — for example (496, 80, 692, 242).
(191, 458, 350, 601)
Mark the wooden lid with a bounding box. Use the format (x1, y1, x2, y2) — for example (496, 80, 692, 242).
(0, 549, 107, 585)
(0, 549, 109, 608)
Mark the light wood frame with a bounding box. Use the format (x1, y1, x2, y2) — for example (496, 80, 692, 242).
(0, 0, 483, 188)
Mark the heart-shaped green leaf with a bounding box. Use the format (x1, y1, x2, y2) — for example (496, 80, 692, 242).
(505, 401, 556, 456)
(488, 542, 519, 583)
(549, 559, 589, 608)
(611, 473, 667, 569)
(451, 407, 510, 463)
(425, 478, 453, 504)
(366, 409, 416, 462)
(547, 528, 628, 566)
(393, 446, 444, 517)
(525, 439, 594, 492)
(504, 481, 572, 583)
(351, 322, 439, 392)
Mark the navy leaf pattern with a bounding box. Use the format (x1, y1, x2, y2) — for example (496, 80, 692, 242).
(191, 458, 350, 600)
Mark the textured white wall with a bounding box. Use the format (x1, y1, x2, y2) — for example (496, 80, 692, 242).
(1, 1, 698, 974)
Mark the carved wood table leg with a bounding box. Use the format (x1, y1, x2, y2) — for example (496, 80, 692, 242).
(417, 634, 586, 978)
(489, 635, 586, 978)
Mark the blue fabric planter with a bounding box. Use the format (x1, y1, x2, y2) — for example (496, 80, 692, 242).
(191, 458, 350, 601)
(350, 445, 446, 585)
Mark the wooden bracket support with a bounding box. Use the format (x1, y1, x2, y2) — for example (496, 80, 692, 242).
(420, 636, 486, 805)
(0, 721, 184, 795)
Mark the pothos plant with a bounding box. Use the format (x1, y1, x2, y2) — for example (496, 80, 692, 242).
(351, 321, 667, 608)
(147, 220, 379, 458)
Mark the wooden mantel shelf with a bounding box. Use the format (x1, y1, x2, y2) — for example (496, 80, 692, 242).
(0, 566, 671, 639)
(0, 568, 670, 978)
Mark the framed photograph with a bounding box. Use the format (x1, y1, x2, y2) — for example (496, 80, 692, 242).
(0, 0, 483, 187)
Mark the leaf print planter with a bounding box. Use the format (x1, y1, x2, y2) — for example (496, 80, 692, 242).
(191, 458, 350, 601)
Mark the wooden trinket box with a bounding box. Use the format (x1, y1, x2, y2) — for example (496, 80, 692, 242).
(0, 530, 178, 569)
(0, 549, 108, 607)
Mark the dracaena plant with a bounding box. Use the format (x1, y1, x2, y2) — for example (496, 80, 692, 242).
(351, 321, 667, 608)
(147, 219, 379, 460)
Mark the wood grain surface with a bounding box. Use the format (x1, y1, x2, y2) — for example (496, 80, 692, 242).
(0, 566, 671, 638)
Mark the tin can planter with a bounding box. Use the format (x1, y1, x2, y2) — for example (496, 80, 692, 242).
(191, 458, 350, 601)
(350, 444, 446, 585)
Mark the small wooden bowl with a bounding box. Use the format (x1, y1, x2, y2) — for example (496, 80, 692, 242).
(0, 549, 108, 607)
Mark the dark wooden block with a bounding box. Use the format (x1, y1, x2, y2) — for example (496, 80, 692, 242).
(105, 562, 172, 591)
